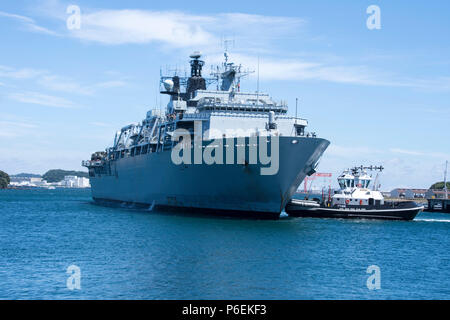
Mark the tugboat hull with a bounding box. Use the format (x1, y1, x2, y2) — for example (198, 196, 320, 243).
(285, 201, 423, 221)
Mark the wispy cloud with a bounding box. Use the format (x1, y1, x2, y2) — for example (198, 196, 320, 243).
(73, 10, 214, 46)
(94, 80, 127, 89)
(37, 75, 95, 95)
(325, 145, 383, 157)
(0, 10, 58, 36)
(0, 65, 46, 79)
(53, 9, 305, 48)
(90, 121, 110, 127)
(0, 118, 38, 138)
(208, 53, 450, 90)
(4, 4, 446, 90)
(390, 148, 450, 159)
(31, 1, 305, 48)
(8, 91, 77, 108)
(318, 145, 449, 190)
(0, 65, 128, 95)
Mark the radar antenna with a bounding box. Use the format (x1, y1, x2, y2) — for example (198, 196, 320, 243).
(210, 44, 254, 92)
(350, 165, 384, 175)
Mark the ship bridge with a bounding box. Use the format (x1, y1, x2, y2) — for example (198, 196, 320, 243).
(191, 90, 288, 114)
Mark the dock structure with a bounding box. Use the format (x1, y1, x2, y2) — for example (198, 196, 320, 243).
(428, 161, 450, 213)
(427, 198, 450, 213)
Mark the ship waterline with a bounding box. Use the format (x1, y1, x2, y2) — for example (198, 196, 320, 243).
(89, 136, 329, 217)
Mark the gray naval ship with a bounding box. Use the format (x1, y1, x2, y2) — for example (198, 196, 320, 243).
(83, 51, 330, 218)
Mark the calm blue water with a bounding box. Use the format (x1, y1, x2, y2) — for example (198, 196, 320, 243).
(1, 188, 449, 300)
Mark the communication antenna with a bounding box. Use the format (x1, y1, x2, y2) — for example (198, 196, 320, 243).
(256, 55, 260, 106)
(223, 38, 235, 64)
(295, 98, 298, 124)
(444, 160, 448, 199)
(158, 79, 162, 116)
(372, 172, 380, 191)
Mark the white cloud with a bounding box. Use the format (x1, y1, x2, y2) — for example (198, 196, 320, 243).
(0, 65, 46, 79)
(95, 80, 127, 88)
(31, 1, 306, 48)
(325, 145, 383, 158)
(389, 148, 424, 156)
(0, 10, 58, 36)
(0, 65, 128, 95)
(6, 5, 447, 90)
(0, 11, 34, 23)
(37, 75, 96, 95)
(208, 53, 450, 90)
(67, 9, 215, 47)
(0, 121, 37, 137)
(63, 9, 305, 48)
(390, 148, 450, 159)
(8, 91, 77, 108)
(0, 116, 39, 138)
(90, 121, 110, 127)
(316, 144, 449, 190)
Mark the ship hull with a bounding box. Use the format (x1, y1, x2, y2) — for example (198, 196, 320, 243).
(88, 136, 329, 218)
(286, 201, 423, 221)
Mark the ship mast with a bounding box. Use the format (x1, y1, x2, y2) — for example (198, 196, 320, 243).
(444, 160, 448, 199)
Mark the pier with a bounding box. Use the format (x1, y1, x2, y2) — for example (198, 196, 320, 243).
(427, 198, 450, 213)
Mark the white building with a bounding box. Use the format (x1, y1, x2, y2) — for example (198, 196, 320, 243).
(9, 177, 51, 188)
(390, 188, 428, 199)
(63, 176, 90, 188)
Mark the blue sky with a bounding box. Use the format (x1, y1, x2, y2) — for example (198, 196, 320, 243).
(0, 0, 449, 190)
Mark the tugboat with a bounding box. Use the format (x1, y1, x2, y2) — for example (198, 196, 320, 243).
(285, 166, 424, 221)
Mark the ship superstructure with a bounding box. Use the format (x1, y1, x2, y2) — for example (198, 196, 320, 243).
(332, 166, 385, 206)
(83, 51, 330, 218)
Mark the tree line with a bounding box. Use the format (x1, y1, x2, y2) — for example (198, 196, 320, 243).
(0, 170, 10, 189)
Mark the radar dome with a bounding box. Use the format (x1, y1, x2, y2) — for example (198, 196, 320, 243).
(190, 51, 202, 59)
(163, 79, 174, 91)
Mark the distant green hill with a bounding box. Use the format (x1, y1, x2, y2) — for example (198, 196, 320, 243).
(0, 170, 10, 189)
(430, 181, 450, 190)
(12, 173, 42, 178)
(43, 169, 88, 183)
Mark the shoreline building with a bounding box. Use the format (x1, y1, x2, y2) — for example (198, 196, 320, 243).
(426, 189, 450, 199)
(62, 176, 90, 188)
(8, 174, 90, 189)
(389, 188, 428, 199)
